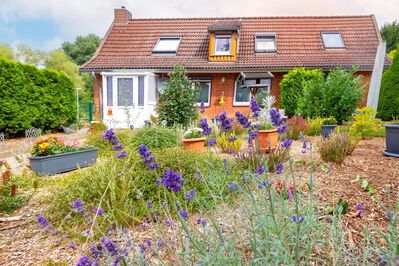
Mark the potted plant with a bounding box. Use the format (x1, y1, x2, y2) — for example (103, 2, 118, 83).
(29, 136, 98, 176)
(383, 123, 399, 157)
(256, 95, 281, 151)
(321, 117, 337, 138)
(182, 127, 206, 151)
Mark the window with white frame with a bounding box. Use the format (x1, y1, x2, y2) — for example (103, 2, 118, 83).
(117, 78, 134, 106)
(255, 34, 276, 52)
(234, 79, 271, 104)
(153, 37, 181, 53)
(321, 32, 345, 49)
(196, 81, 211, 106)
(214, 34, 232, 55)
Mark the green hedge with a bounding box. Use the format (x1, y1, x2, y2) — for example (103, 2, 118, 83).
(0, 58, 76, 134)
(377, 47, 399, 121)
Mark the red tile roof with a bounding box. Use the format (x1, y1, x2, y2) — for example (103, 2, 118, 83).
(81, 15, 390, 71)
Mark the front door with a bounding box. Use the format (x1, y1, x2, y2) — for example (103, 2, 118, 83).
(103, 75, 146, 128)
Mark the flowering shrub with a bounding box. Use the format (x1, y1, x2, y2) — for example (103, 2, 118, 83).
(183, 127, 203, 139)
(216, 133, 242, 153)
(304, 117, 324, 136)
(286, 116, 308, 140)
(319, 132, 358, 164)
(31, 136, 91, 157)
(349, 107, 385, 138)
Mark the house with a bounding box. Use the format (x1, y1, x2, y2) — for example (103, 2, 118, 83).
(80, 7, 390, 128)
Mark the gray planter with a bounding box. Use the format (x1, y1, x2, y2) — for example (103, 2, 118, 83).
(29, 148, 99, 176)
(383, 123, 399, 158)
(321, 125, 337, 139)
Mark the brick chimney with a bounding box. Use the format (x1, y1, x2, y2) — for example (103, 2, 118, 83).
(114, 6, 132, 23)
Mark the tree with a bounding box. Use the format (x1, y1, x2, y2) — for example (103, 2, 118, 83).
(16, 43, 47, 67)
(62, 34, 101, 65)
(388, 49, 397, 59)
(0, 44, 15, 60)
(279, 68, 324, 116)
(381, 20, 399, 53)
(377, 46, 399, 121)
(156, 65, 199, 127)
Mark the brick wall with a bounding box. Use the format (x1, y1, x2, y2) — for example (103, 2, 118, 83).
(93, 73, 102, 117)
(355, 71, 372, 106)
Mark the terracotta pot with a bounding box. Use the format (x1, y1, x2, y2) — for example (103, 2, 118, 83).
(256, 129, 279, 151)
(182, 137, 206, 151)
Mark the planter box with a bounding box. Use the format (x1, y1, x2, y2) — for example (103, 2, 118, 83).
(182, 138, 206, 151)
(383, 124, 399, 158)
(321, 125, 337, 139)
(256, 129, 279, 151)
(29, 148, 99, 176)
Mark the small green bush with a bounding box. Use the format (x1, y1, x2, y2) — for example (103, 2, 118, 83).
(350, 107, 385, 138)
(280, 68, 324, 116)
(85, 129, 131, 156)
(47, 147, 240, 224)
(377, 46, 399, 121)
(319, 132, 358, 164)
(304, 117, 324, 136)
(321, 117, 337, 125)
(297, 67, 364, 123)
(129, 126, 179, 150)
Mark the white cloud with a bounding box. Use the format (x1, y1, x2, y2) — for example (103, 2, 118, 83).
(0, 0, 397, 50)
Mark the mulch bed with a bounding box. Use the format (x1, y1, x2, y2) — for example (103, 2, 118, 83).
(0, 137, 398, 265)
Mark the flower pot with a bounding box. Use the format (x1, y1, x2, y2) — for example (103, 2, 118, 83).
(182, 138, 206, 151)
(321, 125, 337, 138)
(256, 129, 279, 151)
(29, 148, 99, 176)
(383, 123, 399, 158)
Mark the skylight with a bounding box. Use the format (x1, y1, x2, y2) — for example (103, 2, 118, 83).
(153, 37, 181, 53)
(255, 34, 276, 52)
(321, 32, 345, 49)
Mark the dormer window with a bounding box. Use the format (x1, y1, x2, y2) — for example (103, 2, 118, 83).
(321, 32, 345, 49)
(215, 34, 232, 55)
(153, 37, 181, 53)
(255, 34, 276, 53)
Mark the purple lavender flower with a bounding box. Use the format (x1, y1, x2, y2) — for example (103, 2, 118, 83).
(287, 190, 293, 201)
(102, 129, 119, 145)
(157, 239, 164, 249)
(292, 215, 305, 223)
(269, 108, 285, 127)
(278, 124, 288, 134)
(228, 136, 237, 142)
(72, 199, 85, 213)
(92, 207, 104, 216)
(200, 118, 212, 136)
(37, 215, 48, 227)
(185, 189, 196, 201)
(147, 200, 153, 209)
(69, 242, 77, 250)
(256, 165, 265, 175)
(228, 182, 236, 192)
(138, 145, 158, 171)
(248, 130, 259, 146)
(200, 101, 205, 113)
(179, 207, 189, 221)
(223, 158, 229, 169)
(115, 150, 128, 158)
(76, 255, 95, 266)
(235, 111, 251, 128)
(101, 237, 118, 256)
(138, 243, 147, 253)
(356, 203, 365, 215)
(257, 181, 270, 189)
(165, 218, 174, 228)
(387, 211, 391, 221)
(112, 144, 124, 151)
(225, 148, 235, 155)
(216, 112, 233, 132)
(83, 212, 90, 219)
(302, 141, 307, 154)
(276, 163, 284, 174)
(157, 169, 184, 192)
(208, 138, 217, 146)
(281, 138, 293, 148)
(250, 97, 261, 118)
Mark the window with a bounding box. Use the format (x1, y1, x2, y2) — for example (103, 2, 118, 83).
(215, 34, 232, 55)
(106, 76, 113, 106)
(321, 32, 345, 49)
(234, 79, 271, 104)
(153, 37, 181, 53)
(196, 81, 211, 106)
(138, 76, 144, 107)
(117, 78, 133, 106)
(255, 34, 276, 52)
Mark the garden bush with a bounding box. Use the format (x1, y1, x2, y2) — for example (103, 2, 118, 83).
(156, 65, 199, 127)
(349, 107, 385, 138)
(0, 57, 76, 135)
(280, 68, 324, 116)
(304, 117, 324, 136)
(319, 132, 358, 164)
(85, 129, 131, 156)
(47, 147, 241, 224)
(297, 67, 364, 123)
(285, 116, 308, 140)
(377, 46, 399, 121)
(129, 126, 179, 150)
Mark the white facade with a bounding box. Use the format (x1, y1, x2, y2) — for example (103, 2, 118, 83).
(101, 72, 158, 128)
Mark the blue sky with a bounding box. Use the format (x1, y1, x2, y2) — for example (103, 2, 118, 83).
(0, 0, 398, 51)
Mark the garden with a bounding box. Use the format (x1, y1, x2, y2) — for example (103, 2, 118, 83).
(0, 65, 399, 266)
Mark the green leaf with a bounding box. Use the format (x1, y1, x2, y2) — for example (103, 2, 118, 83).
(367, 184, 376, 196)
(361, 179, 369, 190)
(351, 174, 360, 183)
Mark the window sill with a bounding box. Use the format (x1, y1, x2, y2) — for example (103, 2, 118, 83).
(233, 102, 250, 107)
